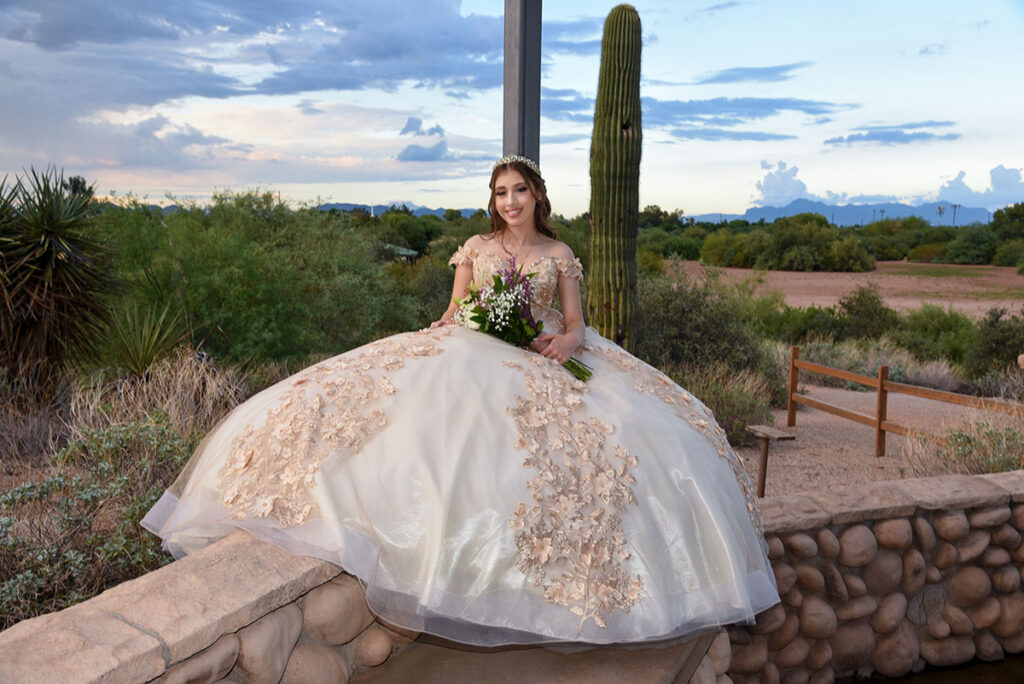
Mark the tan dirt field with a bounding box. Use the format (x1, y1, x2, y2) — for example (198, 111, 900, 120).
(679, 260, 1024, 318)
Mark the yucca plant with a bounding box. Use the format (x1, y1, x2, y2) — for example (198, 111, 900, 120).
(0, 167, 112, 397)
(96, 301, 189, 377)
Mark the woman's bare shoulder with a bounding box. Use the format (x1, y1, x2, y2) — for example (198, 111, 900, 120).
(545, 239, 575, 260)
(464, 233, 493, 249)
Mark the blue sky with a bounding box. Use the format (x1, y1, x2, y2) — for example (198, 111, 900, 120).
(1, 0, 1022, 216)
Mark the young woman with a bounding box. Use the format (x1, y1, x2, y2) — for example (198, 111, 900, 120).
(143, 155, 778, 645)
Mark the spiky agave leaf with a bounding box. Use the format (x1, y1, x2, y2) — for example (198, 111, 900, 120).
(0, 167, 113, 395)
(99, 301, 189, 377)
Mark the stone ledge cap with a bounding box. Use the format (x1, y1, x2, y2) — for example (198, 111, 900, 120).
(977, 471, 1024, 503)
(0, 603, 165, 684)
(88, 529, 340, 664)
(807, 482, 915, 525)
(759, 496, 831, 534)
(893, 474, 1010, 510)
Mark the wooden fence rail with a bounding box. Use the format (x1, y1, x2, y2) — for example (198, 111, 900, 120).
(785, 346, 1023, 458)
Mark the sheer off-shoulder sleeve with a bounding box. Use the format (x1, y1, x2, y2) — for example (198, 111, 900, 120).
(448, 245, 477, 267)
(554, 256, 584, 280)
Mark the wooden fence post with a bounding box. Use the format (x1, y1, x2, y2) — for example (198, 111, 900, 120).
(787, 346, 800, 427)
(875, 365, 889, 458)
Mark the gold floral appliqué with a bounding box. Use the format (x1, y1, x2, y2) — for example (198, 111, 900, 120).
(505, 355, 644, 629)
(217, 328, 452, 527)
(582, 344, 765, 538)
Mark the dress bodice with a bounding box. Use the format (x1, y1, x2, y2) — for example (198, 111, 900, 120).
(449, 246, 583, 334)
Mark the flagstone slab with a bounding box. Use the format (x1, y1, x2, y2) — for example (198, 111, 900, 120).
(978, 471, 1024, 503)
(759, 496, 832, 534)
(90, 529, 340, 664)
(807, 483, 915, 525)
(893, 475, 1009, 511)
(0, 602, 164, 684)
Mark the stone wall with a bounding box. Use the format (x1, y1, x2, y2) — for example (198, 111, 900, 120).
(0, 530, 416, 683)
(695, 471, 1024, 684)
(3, 472, 1024, 683)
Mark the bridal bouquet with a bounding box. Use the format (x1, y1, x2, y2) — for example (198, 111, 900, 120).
(454, 258, 592, 382)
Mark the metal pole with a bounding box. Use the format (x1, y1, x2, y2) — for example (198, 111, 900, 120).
(503, 0, 542, 163)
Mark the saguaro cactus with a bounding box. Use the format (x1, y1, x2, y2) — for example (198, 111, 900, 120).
(587, 4, 642, 351)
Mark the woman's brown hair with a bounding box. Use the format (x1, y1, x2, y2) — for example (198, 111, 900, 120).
(487, 160, 557, 240)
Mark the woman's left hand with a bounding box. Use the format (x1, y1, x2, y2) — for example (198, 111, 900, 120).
(532, 332, 577, 364)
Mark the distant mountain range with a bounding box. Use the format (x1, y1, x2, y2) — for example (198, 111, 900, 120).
(690, 199, 991, 227)
(321, 198, 992, 227)
(317, 202, 477, 218)
(149, 198, 992, 227)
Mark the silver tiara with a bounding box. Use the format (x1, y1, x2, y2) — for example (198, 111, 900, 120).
(494, 154, 541, 177)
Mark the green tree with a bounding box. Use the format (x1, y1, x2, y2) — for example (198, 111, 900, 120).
(946, 226, 998, 264)
(991, 203, 1024, 241)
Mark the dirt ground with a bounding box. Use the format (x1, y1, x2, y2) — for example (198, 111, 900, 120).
(680, 260, 1024, 318)
(734, 384, 1023, 498)
(675, 259, 1023, 495)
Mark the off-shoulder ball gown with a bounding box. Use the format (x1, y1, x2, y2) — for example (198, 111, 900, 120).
(142, 247, 779, 645)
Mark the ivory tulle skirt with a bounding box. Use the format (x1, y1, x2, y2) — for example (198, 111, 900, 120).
(142, 326, 778, 645)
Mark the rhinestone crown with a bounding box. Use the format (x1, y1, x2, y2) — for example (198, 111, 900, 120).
(493, 154, 541, 177)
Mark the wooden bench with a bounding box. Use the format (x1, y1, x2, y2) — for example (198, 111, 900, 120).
(745, 424, 795, 497)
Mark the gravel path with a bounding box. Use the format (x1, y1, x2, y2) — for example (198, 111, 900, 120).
(735, 384, 1023, 498)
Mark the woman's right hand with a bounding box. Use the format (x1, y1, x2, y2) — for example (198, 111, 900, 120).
(429, 319, 450, 329)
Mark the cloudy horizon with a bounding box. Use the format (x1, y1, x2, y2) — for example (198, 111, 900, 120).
(1, 0, 1022, 216)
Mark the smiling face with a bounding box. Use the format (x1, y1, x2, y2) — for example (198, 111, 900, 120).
(490, 168, 539, 232)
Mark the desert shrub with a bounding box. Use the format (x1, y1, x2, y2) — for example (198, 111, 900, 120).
(731, 230, 772, 269)
(962, 307, 1024, 379)
(992, 203, 1024, 242)
(636, 274, 784, 403)
(992, 239, 1024, 267)
(779, 245, 819, 271)
(837, 284, 900, 340)
(937, 422, 1024, 474)
(922, 226, 956, 243)
(699, 229, 735, 266)
(104, 193, 419, 362)
(887, 304, 977, 364)
(665, 362, 773, 445)
(945, 226, 998, 264)
(965, 367, 1024, 402)
(827, 235, 875, 272)
(639, 228, 685, 258)
(760, 305, 844, 344)
(0, 412, 189, 628)
(907, 242, 948, 262)
(636, 248, 666, 276)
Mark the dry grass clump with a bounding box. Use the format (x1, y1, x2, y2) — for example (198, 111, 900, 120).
(666, 362, 774, 446)
(901, 403, 1024, 477)
(792, 339, 965, 393)
(0, 349, 251, 628)
(68, 349, 247, 444)
(0, 389, 70, 470)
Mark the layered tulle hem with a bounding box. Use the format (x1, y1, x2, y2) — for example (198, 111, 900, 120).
(143, 492, 777, 646)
